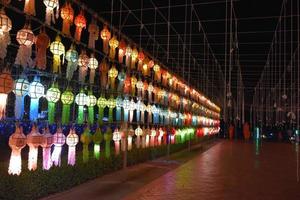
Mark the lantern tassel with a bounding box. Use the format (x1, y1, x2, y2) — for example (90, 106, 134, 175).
(0, 32, 10, 60)
(62, 20, 71, 36)
(105, 140, 110, 158)
(98, 107, 104, 125)
(8, 149, 22, 175)
(125, 55, 131, 67)
(136, 110, 140, 122)
(28, 146, 38, 171)
(89, 69, 95, 84)
(121, 138, 126, 151)
(29, 98, 39, 121)
(53, 55, 61, 73)
(88, 106, 94, 124)
(124, 109, 129, 122)
(0, 93, 8, 119)
(94, 144, 100, 159)
(146, 135, 149, 147)
(130, 59, 136, 69)
(136, 136, 140, 148)
(127, 136, 132, 151)
(116, 107, 121, 121)
(108, 108, 113, 123)
(109, 48, 116, 60)
(82, 144, 89, 163)
(68, 146, 76, 166)
(15, 45, 33, 68)
(48, 102, 55, 124)
(62, 104, 70, 125)
(66, 61, 78, 81)
(51, 146, 62, 166)
(45, 7, 55, 25)
(24, 0, 35, 16)
(141, 112, 145, 123)
(103, 41, 109, 55)
(114, 141, 120, 155)
(42, 147, 52, 170)
(77, 105, 84, 124)
(79, 66, 87, 83)
(75, 27, 82, 41)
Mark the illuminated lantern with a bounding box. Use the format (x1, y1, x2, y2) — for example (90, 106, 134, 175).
(65, 44, 78, 81)
(43, 0, 59, 25)
(113, 128, 121, 155)
(131, 75, 137, 96)
(153, 64, 161, 82)
(162, 71, 171, 86)
(142, 80, 148, 98)
(135, 99, 142, 122)
(8, 126, 26, 175)
(129, 99, 136, 123)
(117, 69, 125, 92)
(142, 58, 150, 76)
(0, 9, 12, 60)
(151, 105, 160, 124)
(0, 70, 13, 119)
(123, 73, 131, 94)
(93, 127, 103, 159)
(88, 19, 99, 49)
(88, 54, 98, 84)
(158, 128, 164, 146)
(108, 65, 118, 90)
(80, 127, 92, 162)
(140, 102, 146, 123)
(122, 97, 130, 122)
(97, 95, 107, 125)
(130, 48, 138, 69)
(14, 76, 29, 120)
(119, 123, 127, 151)
(147, 82, 154, 103)
(109, 35, 119, 60)
(137, 51, 145, 71)
(24, 0, 35, 16)
(99, 59, 109, 89)
(100, 25, 111, 54)
(141, 126, 146, 148)
(41, 127, 53, 170)
(170, 128, 176, 144)
(125, 45, 132, 67)
(66, 128, 78, 166)
(127, 126, 134, 151)
(115, 96, 123, 121)
(146, 104, 152, 123)
(51, 127, 65, 166)
(15, 24, 35, 68)
(150, 128, 157, 147)
(61, 88, 74, 125)
(35, 28, 50, 70)
(148, 59, 154, 69)
(118, 39, 126, 63)
(78, 50, 89, 83)
(29, 76, 45, 121)
(136, 79, 143, 97)
(60, 2, 74, 36)
(75, 90, 87, 124)
(145, 126, 151, 148)
(135, 126, 143, 148)
(107, 96, 116, 123)
(86, 91, 97, 124)
(104, 127, 113, 158)
(46, 83, 61, 124)
(50, 35, 65, 73)
(27, 125, 42, 171)
(74, 10, 86, 41)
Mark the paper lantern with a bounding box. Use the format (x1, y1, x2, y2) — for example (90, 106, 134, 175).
(29, 76, 45, 121)
(78, 51, 89, 83)
(122, 97, 130, 122)
(127, 126, 134, 151)
(135, 126, 143, 148)
(104, 127, 113, 158)
(113, 128, 121, 155)
(50, 35, 65, 73)
(147, 83, 154, 103)
(74, 10, 86, 41)
(100, 25, 111, 54)
(14, 77, 29, 120)
(0, 70, 13, 119)
(136, 79, 143, 97)
(75, 90, 87, 124)
(15, 24, 35, 68)
(125, 45, 132, 67)
(108, 65, 118, 90)
(88, 55, 98, 84)
(8, 126, 26, 175)
(130, 48, 138, 69)
(60, 2, 74, 36)
(142, 80, 148, 98)
(97, 95, 107, 124)
(129, 99, 136, 123)
(43, 0, 59, 25)
(65, 44, 78, 81)
(123, 73, 131, 94)
(66, 128, 78, 166)
(137, 51, 145, 71)
(99, 59, 109, 89)
(158, 128, 165, 146)
(146, 104, 152, 124)
(151, 105, 160, 124)
(24, 0, 35, 16)
(118, 39, 126, 63)
(140, 102, 146, 123)
(109, 36, 119, 60)
(61, 88, 74, 125)
(0, 9, 12, 60)
(144, 126, 151, 147)
(88, 19, 99, 49)
(115, 96, 123, 121)
(51, 127, 65, 166)
(117, 70, 126, 92)
(93, 127, 103, 159)
(27, 126, 42, 171)
(86, 91, 97, 124)
(35, 28, 50, 70)
(131, 75, 137, 96)
(142, 58, 150, 76)
(46, 83, 61, 124)
(153, 64, 161, 82)
(135, 99, 142, 122)
(150, 128, 157, 147)
(80, 127, 92, 162)
(40, 127, 53, 170)
(106, 96, 116, 123)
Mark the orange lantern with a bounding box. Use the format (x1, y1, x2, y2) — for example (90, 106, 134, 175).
(100, 25, 111, 54)
(74, 10, 86, 41)
(60, 2, 74, 36)
(109, 35, 119, 60)
(142, 80, 148, 98)
(88, 19, 99, 49)
(118, 39, 126, 63)
(0, 69, 14, 119)
(137, 51, 145, 71)
(24, 0, 35, 16)
(131, 75, 137, 96)
(130, 48, 138, 69)
(35, 28, 50, 70)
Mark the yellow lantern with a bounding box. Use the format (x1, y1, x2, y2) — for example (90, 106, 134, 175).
(130, 48, 138, 69)
(108, 35, 119, 60)
(130, 75, 137, 96)
(108, 65, 118, 90)
(50, 35, 65, 73)
(100, 25, 111, 54)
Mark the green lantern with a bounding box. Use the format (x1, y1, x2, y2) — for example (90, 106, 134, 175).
(80, 127, 92, 163)
(92, 127, 103, 159)
(75, 90, 87, 124)
(86, 91, 97, 125)
(61, 88, 74, 125)
(106, 96, 116, 123)
(46, 83, 61, 124)
(104, 127, 113, 158)
(97, 95, 107, 125)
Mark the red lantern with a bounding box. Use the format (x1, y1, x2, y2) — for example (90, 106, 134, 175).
(74, 11, 86, 41)
(35, 28, 50, 70)
(60, 2, 74, 36)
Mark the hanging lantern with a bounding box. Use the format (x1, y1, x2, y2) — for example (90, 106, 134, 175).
(0, 70, 14, 119)
(117, 69, 126, 92)
(46, 83, 61, 124)
(97, 95, 107, 125)
(27, 125, 42, 171)
(66, 128, 78, 166)
(153, 64, 161, 82)
(123, 73, 131, 94)
(51, 127, 65, 167)
(122, 97, 130, 122)
(24, 0, 35, 16)
(80, 127, 92, 163)
(8, 126, 26, 175)
(136, 79, 143, 97)
(43, 0, 59, 25)
(135, 99, 142, 122)
(14, 76, 29, 120)
(135, 126, 143, 148)
(115, 96, 123, 121)
(88, 55, 98, 84)
(78, 50, 89, 83)
(86, 91, 97, 125)
(106, 96, 116, 123)
(137, 51, 145, 71)
(50, 35, 65, 73)
(74, 10, 86, 41)
(104, 127, 112, 158)
(65, 44, 78, 81)
(120, 123, 127, 152)
(127, 126, 134, 151)
(125, 45, 132, 67)
(108, 35, 119, 60)
(61, 88, 74, 125)
(131, 75, 137, 96)
(146, 104, 152, 124)
(145, 126, 151, 147)
(29, 76, 45, 121)
(147, 83, 154, 103)
(108, 65, 118, 90)
(129, 99, 136, 123)
(35, 28, 50, 70)
(0, 9, 12, 60)
(150, 128, 157, 147)
(75, 90, 87, 124)
(113, 128, 121, 155)
(142, 58, 150, 77)
(158, 128, 165, 146)
(15, 24, 35, 68)
(99, 59, 109, 89)
(130, 48, 138, 69)
(88, 19, 99, 49)
(100, 25, 111, 54)
(93, 127, 103, 159)
(41, 127, 53, 170)
(142, 80, 148, 98)
(152, 105, 160, 124)
(140, 102, 146, 123)
(60, 2, 74, 36)
(118, 39, 126, 63)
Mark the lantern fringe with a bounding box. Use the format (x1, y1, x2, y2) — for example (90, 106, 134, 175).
(121, 138, 126, 151)
(62, 104, 70, 125)
(136, 136, 140, 148)
(77, 105, 84, 124)
(28, 146, 38, 171)
(24, 0, 35, 16)
(88, 106, 94, 124)
(75, 27, 82, 41)
(125, 55, 131, 67)
(89, 69, 95, 84)
(42, 147, 52, 170)
(0, 93, 8, 119)
(52, 55, 61, 73)
(51, 146, 62, 166)
(141, 113, 145, 123)
(8, 149, 22, 175)
(15, 46, 33, 68)
(108, 108, 113, 123)
(62, 21, 71, 36)
(117, 81, 124, 92)
(48, 102, 55, 124)
(103, 41, 109, 55)
(109, 48, 116, 60)
(79, 66, 87, 83)
(145, 135, 149, 147)
(142, 136, 146, 148)
(130, 59, 136, 69)
(116, 107, 121, 121)
(88, 26, 99, 49)
(129, 110, 134, 123)
(68, 146, 76, 166)
(124, 110, 129, 122)
(118, 53, 124, 63)
(105, 141, 110, 158)
(0, 32, 10, 60)
(114, 141, 120, 155)
(94, 144, 100, 159)
(66, 61, 78, 81)
(127, 136, 132, 151)
(98, 107, 104, 125)
(83, 144, 89, 162)
(29, 98, 39, 121)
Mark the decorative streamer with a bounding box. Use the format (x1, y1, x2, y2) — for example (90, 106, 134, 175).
(130, 48, 138, 69)
(120, 123, 127, 152)
(0, 70, 14, 119)
(104, 127, 112, 158)
(99, 59, 109, 89)
(46, 83, 61, 124)
(107, 96, 116, 123)
(35, 28, 50, 70)
(80, 127, 92, 163)
(93, 127, 103, 159)
(136, 79, 143, 97)
(100, 25, 111, 54)
(61, 88, 74, 125)
(27, 125, 42, 171)
(50, 35, 65, 73)
(88, 55, 98, 84)
(14, 77, 29, 120)
(97, 95, 107, 125)
(131, 75, 137, 96)
(135, 126, 143, 148)
(74, 10, 86, 41)
(29, 76, 45, 121)
(24, 0, 35, 16)
(129, 99, 136, 123)
(60, 2, 74, 36)
(78, 51, 89, 83)
(66, 128, 78, 166)
(127, 126, 134, 151)
(87, 91, 97, 124)
(113, 128, 121, 155)
(41, 127, 53, 170)
(0, 9, 11, 60)
(108, 65, 118, 90)
(43, 0, 59, 25)
(118, 39, 126, 63)
(109, 36, 119, 60)
(75, 90, 87, 124)
(117, 69, 125, 92)
(125, 45, 132, 67)
(88, 19, 99, 49)
(137, 51, 145, 71)
(115, 96, 123, 121)
(51, 127, 65, 167)
(8, 126, 26, 175)
(65, 44, 78, 81)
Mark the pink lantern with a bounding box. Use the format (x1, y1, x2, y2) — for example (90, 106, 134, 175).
(51, 127, 65, 167)
(40, 127, 53, 170)
(27, 125, 42, 171)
